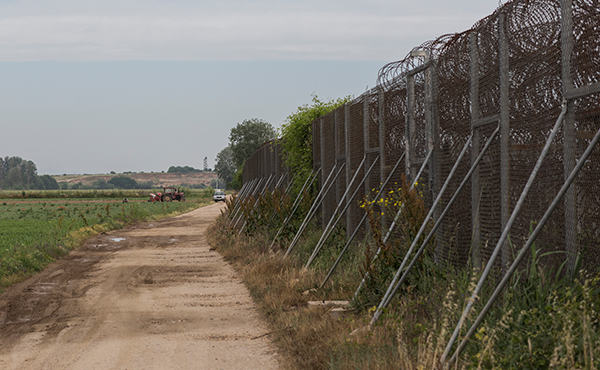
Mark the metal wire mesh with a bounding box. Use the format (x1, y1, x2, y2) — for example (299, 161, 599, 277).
(322, 114, 337, 225)
(241, 0, 600, 274)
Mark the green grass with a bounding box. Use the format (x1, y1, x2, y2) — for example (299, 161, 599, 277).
(0, 187, 214, 200)
(0, 196, 211, 289)
(215, 183, 600, 369)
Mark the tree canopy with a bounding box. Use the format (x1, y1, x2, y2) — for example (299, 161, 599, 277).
(0, 156, 59, 190)
(229, 118, 277, 169)
(167, 165, 202, 174)
(214, 97, 348, 190)
(108, 176, 138, 189)
(214, 146, 236, 186)
(280, 95, 350, 177)
(39, 175, 60, 190)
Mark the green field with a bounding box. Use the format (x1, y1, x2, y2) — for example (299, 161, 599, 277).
(0, 188, 213, 200)
(0, 190, 212, 288)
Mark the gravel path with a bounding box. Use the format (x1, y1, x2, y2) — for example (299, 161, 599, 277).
(0, 202, 279, 370)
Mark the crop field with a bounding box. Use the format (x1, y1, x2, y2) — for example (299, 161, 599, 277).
(0, 190, 212, 288)
(0, 188, 211, 200)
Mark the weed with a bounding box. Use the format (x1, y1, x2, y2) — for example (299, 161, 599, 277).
(216, 179, 600, 369)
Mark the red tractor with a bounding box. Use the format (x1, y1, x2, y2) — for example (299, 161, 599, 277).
(148, 187, 186, 202)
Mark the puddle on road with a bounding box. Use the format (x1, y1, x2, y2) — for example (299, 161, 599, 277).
(109, 237, 126, 242)
(4, 317, 31, 325)
(72, 258, 91, 263)
(30, 283, 58, 295)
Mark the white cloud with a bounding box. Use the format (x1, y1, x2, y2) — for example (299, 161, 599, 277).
(0, 1, 501, 61)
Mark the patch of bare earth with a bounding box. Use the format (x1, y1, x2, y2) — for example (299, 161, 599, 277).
(0, 202, 279, 370)
(59, 172, 217, 187)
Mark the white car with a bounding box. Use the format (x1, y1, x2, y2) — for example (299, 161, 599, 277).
(213, 190, 226, 202)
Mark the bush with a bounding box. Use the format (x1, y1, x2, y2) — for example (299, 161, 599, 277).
(167, 165, 202, 174)
(108, 176, 138, 189)
(280, 95, 350, 182)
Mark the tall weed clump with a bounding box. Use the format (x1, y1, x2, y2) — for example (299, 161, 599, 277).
(216, 181, 600, 369)
(464, 246, 600, 369)
(354, 175, 440, 311)
(233, 184, 315, 250)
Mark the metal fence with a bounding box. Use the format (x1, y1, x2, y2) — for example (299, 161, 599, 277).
(241, 0, 600, 275)
(242, 140, 287, 187)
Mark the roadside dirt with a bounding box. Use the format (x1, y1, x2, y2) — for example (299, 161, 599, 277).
(0, 202, 279, 370)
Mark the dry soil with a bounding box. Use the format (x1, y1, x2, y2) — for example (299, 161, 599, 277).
(0, 202, 279, 370)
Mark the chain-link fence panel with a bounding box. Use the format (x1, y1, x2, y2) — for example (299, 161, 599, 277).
(241, 0, 599, 276)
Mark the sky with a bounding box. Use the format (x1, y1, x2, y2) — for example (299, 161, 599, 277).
(0, 0, 503, 175)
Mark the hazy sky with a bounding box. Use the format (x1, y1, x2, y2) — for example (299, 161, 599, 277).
(0, 0, 502, 175)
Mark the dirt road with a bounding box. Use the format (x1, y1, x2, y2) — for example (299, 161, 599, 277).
(0, 202, 279, 370)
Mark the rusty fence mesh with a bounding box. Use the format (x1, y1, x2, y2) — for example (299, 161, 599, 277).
(241, 0, 600, 274)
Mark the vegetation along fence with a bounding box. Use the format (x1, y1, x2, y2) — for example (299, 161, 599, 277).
(235, 0, 599, 363)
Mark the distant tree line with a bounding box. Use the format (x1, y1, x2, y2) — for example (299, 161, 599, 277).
(167, 165, 212, 174)
(0, 156, 59, 190)
(180, 178, 219, 189)
(0, 157, 216, 191)
(83, 176, 153, 190)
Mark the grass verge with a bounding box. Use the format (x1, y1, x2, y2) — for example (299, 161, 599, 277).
(208, 185, 600, 369)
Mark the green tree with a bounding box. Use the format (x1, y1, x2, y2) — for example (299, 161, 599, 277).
(0, 156, 40, 190)
(229, 168, 243, 190)
(280, 94, 351, 178)
(3, 167, 24, 189)
(93, 178, 112, 189)
(167, 166, 201, 174)
(214, 146, 236, 186)
(229, 118, 277, 169)
(108, 176, 138, 189)
(39, 175, 60, 190)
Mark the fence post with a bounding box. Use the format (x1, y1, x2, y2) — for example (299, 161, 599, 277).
(561, 0, 578, 275)
(406, 74, 416, 183)
(447, 124, 600, 365)
(345, 103, 352, 239)
(425, 53, 442, 263)
(378, 90, 386, 174)
(272, 142, 277, 184)
(320, 117, 326, 228)
(470, 31, 482, 269)
(425, 53, 436, 189)
(499, 13, 511, 269)
(334, 109, 341, 211)
(363, 97, 370, 235)
(363, 96, 370, 198)
(379, 88, 387, 228)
